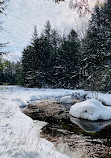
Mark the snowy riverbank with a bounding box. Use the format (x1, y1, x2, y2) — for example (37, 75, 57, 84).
(0, 86, 111, 158)
(0, 86, 82, 158)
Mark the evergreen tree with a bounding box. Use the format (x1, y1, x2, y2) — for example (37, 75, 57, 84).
(22, 24, 52, 87)
(3, 61, 16, 84)
(48, 29, 61, 86)
(0, 60, 21, 85)
(54, 30, 81, 88)
(82, 0, 111, 91)
(13, 61, 22, 85)
(21, 21, 81, 89)
(39, 20, 54, 86)
(32, 26, 38, 41)
(22, 45, 37, 87)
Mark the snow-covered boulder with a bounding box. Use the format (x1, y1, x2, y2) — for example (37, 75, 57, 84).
(69, 99, 111, 121)
(12, 98, 28, 107)
(30, 95, 40, 101)
(60, 96, 73, 104)
(71, 92, 80, 100)
(97, 94, 111, 106)
(72, 92, 87, 101)
(87, 93, 111, 106)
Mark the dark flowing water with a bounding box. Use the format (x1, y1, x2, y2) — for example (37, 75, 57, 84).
(41, 102, 111, 157)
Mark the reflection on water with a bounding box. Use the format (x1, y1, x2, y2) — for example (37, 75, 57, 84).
(70, 116, 111, 132)
(61, 102, 111, 133)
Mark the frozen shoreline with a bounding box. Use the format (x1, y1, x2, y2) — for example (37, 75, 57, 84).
(0, 86, 73, 158)
(0, 86, 111, 158)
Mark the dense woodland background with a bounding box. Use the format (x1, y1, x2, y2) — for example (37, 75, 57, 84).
(0, 0, 111, 92)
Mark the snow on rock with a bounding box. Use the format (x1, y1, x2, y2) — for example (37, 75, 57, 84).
(12, 98, 28, 107)
(30, 95, 40, 101)
(0, 100, 68, 158)
(87, 92, 111, 106)
(97, 93, 111, 106)
(60, 96, 73, 104)
(72, 92, 87, 101)
(69, 99, 111, 121)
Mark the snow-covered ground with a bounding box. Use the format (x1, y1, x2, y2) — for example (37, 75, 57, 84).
(0, 85, 84, 107)
(0, 85, 111, 158)
(0, 85, 84, 158)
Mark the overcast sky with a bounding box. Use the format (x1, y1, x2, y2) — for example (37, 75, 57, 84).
(1, 0, 103, 62)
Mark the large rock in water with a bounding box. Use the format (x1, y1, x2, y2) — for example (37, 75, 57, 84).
(23, 100, 70, 124)
(70, 99, 111, 121)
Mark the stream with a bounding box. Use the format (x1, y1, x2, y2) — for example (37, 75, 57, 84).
(40, 102, 111, 158)
(1, 86, 111, 158)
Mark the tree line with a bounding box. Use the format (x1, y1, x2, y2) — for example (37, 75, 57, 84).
(0, 0, 111, 92)
(21, 0, 111, 91)
(21, 21, 81, 88)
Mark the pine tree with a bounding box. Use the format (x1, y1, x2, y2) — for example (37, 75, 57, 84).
(22, 23, 53, 87)
(21, 21, 81, 89)
(32, 26, 38, 41)
(54, 30, 81, 88)
(22, 46, 34, 87)
(82, 0, 111, 91)
(48, 29, 61, 86)
(39, 21, 53, 86)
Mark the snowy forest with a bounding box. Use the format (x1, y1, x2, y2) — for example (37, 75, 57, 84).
(0, 0, 111, 93)
(1, 0, 111, 158)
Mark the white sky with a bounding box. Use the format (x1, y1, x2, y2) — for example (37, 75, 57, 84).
(1, 0, 104, 62)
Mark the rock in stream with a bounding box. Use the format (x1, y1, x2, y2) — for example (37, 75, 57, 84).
(23, 98, 111, 157)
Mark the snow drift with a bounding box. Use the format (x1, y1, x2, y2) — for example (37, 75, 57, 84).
(60, 96, 73, 104)
(0, 86, 73, 158)
(0, 100, 68, 158)
(30, 95, 40, 101)
(70, 99, 111, 121)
